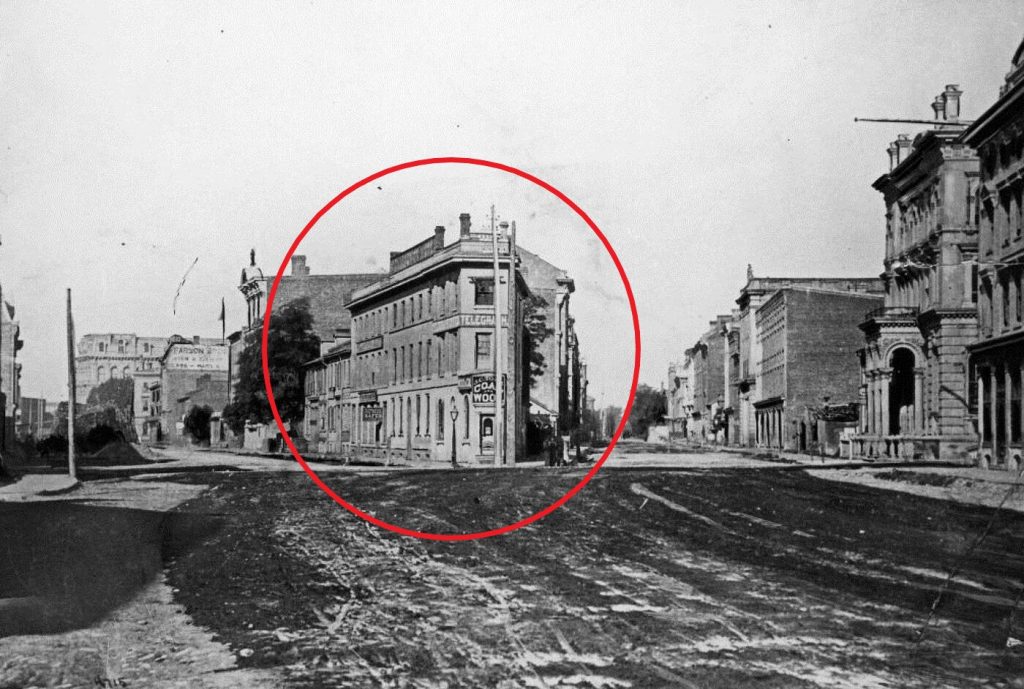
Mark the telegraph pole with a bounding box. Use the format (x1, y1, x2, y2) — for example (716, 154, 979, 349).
(490, 205, 504, 465)
(66, 288, 77, 479)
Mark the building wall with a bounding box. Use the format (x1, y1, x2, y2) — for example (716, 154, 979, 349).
(159, 341, 229, 444)
(74, 333, 166, 403)
(757, 288, 883, 451)
(345, 220, 527, 465)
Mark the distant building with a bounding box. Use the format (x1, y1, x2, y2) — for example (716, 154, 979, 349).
(74, 333, 166, 403)
(517, 248, 586, 443)
(731, 272, 886, 448)
(159, 336, 228, 445)
(133, 368, 162, 442)
(963, 40, 1024, 470)
(16, 396, 49, 440)
(231, 250, 382, 450)
(855, 86, 980, 462)
(755, 287, 883, 453)
(302, 337, 352, 456)
(0, 298, 22, 452)
(665, 358, 693, 437)
(342, 214, 529, 464)
(686, 315, 731, 443)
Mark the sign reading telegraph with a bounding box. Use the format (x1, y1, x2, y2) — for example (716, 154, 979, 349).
(471, 374, 496, 405)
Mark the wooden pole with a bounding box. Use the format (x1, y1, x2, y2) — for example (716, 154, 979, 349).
(491, 205, 504, 465)
(66, 288, 76, 479)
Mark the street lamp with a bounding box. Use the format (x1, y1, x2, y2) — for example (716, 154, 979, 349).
(450, 397, 459, 468)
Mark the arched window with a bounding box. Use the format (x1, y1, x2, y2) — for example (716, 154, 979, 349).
(111, 367, 121, 379)
(97, 366, 107, 382)
(123, 366, 130, 378)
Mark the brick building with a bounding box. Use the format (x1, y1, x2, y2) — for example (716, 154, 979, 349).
(302, 338, 352, 457)
(854, 86, 980, 461)
(74, 333, 166, 403)
(231, 250, 382, 449)
(159, 336, 229, 445)
(963, 38, 1024, 470)
(754, 288, 883, 453)
(517, 248, 586, 445)
(685, 315, 731, 443)
(342, 214, 528, 465)
(723, 270, 886, 448)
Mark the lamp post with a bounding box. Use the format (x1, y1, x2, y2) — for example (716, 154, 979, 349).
(450, 398, 459, 468)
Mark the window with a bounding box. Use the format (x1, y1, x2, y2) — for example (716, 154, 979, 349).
(118, 340, 125, 354)
(426, 339, 432, 377)
(98, 342, 105, 353)
(425, 394, 430, 436)
(475, 332, 492, 369)
(438, 335, 446, 376)
(475, 278, 495, 306)
(399, 346, 405, 381)
(437, 400, 445, 440)
(392, 304, 398, 328)
(418, 293, 423, 320)
(415, 395, 421, 435)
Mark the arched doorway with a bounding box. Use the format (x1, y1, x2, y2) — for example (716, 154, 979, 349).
(889, 348, 916, 435)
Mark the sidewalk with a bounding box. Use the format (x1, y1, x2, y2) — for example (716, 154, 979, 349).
(0, 474, 80, 501)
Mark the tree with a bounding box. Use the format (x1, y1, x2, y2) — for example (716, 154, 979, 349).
(183, 405, 213, 444)
(522, 294, 555, 388)
(86, 377, 134, 414)
(223, 297, 321, 435)
(625, 385, 667, 438)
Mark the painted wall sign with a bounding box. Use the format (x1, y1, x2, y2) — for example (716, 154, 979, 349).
(471, 374, 496, 405)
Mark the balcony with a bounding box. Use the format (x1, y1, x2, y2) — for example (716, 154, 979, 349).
(865, 306, 919, 320)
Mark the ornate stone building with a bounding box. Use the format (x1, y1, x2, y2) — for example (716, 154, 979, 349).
(963, 40, 1024, 470)
(855, 86, 980, 461)
(74, 333, 165, 403)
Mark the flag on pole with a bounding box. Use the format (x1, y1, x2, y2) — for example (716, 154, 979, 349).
(219, 297, 226, 342)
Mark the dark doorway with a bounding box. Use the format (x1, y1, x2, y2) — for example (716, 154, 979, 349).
(888, 348, 916, 435)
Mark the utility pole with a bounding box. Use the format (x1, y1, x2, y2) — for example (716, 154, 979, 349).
(490, 204, 504, 465)
(66, 288, 77, 480)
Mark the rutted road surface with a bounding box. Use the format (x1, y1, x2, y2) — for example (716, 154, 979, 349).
(3, 457, 1023, 688)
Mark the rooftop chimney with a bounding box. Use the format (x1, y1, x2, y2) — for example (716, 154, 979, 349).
(434, 225, 445, 248)
(895, 134, 912, 166)
(942, 84, 962, 120)
(931, 95, 945, 121)
(887, 142, 898, 171)
(291, 254, 310, 277)
(459, 213, 471, 237)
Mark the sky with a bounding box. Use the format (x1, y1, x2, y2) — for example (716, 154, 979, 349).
(1, 1, 1023, 412)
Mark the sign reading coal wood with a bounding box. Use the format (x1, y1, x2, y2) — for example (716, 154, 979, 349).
(471, 374, 496, 406)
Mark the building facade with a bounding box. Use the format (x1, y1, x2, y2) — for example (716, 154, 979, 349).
(755, 288, 884, 453)
(343, 214, 528, 465)
(685, 315, 731, 443)
(302, 339, 353, 457)
(963, 42, 1024, 470)
(855, 86, 980, 461)
(231, 250, 382, 449)
(74, 333, 166, 403)
(665, 358, 693, 437)
(727, 271, 886, 448)
(517, 248, 586, 445)
(1, 299, 22, 452)
(159, 336, 229, 445)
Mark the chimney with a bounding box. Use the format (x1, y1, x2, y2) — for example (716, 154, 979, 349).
(193, 335, 200, 344)
(931, 95, 945, 121)
(434, 225, 445, 248)
(291, 254, 309, 277)
(942, 84, 962, 121)
(887, 142, 898, 171)
(895, 134, 912, 166)
(459, 212, 471, 237)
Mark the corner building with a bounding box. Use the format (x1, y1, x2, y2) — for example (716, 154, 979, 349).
(963, 40, 1024, 470)
(345, 214, 527, 465)
(856, 86, 980, 461)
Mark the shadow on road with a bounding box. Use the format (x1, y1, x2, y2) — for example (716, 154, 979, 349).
(0, 501, 221, 636)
